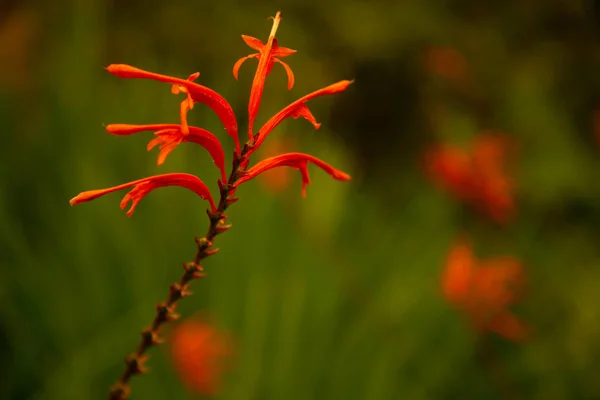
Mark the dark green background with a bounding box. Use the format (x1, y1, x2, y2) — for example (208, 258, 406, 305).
(1, 0, 600, 399)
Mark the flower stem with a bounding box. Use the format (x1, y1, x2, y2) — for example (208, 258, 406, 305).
(108, 144, 252, 400)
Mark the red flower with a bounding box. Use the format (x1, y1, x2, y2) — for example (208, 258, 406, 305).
(170, 317, 234, 396)
(71, 12, 353, 399)
(233, 11, 296, 139)
(106, 64, 240, 154)
(69, 173, 216, 216)
(249, 80, 354, 156)
(425, 134, 515, 224)
(442, 238, 528, 342)
(235, 152, 351, 197)
(70, 11, 352, 223)
(106, 124, 227, 183)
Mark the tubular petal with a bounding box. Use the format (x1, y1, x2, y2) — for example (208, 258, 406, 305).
(251, 80, 353, 153)
(105, 123, 226, 182)
(106, 124, 178, 135)
(245, 11, 286, 139)
(235, 152, 350, 195)
(69, 173, 217, 214)
(106, 64, 239, 153)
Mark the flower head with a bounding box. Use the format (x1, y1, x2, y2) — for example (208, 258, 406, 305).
(442, 238, 528, 342)
(71, 12, 352, 221)
(233, 11, 296, 139)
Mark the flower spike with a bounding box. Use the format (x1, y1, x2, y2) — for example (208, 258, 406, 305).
(250, 80, 354, 155)
(106, 124, 227, 183)
(233, 11, 297, 139)
(70, 173, 217, 216)
(235, 152, 351, 197)
(106, 64, 240, 154)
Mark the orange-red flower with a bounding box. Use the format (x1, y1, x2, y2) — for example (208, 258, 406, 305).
(170, 316, 234, 396)
(69, 173, 216, 216)
(235, 152, 351, 197)
(233, 11, 296, 139)
(106, 64, 240, 154)
(249, 80, 354, 156)
(71, 11, 351, 226)
(106, 124, 227, 183)
(71, 13, 352, 399)
(425, 134, 515, 224)
(441, 238, 528, 342)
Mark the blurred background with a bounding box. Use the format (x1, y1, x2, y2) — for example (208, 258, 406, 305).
(1, 0, 600, 399)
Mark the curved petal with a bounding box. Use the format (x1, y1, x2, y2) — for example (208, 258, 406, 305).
(274, 58, 295, 90)
(232, 54, 259, 80)
(251, 80, 353, 153)
(69, 173, 217, 215)
(187, 127, 227, 183)
(235, 152, 351, 196)
(106, 64, 240, 154)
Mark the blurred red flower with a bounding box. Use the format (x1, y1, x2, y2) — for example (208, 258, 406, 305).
(170, 317, 234, 396)
(425, 134, 515, 224)
(423, 46, 469, 82)
(441, 238, 528, 342)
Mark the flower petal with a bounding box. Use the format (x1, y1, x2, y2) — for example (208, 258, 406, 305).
(69, 173, 217, 215)
(274, 58, 295, 90)
(232, 54, 259, 80)
(106, 123, 226, 182)
(273, 46, 297, 58)
(246, 11, 286, 139)
(235, 152, 350, 196)
(106, 64, 239, 154)
(241, 35, 265, 51)
(106, 124, 177, 136)
(251, 80, 353, 153)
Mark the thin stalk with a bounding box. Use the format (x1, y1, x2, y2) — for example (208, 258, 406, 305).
(108, 143, 253, 400)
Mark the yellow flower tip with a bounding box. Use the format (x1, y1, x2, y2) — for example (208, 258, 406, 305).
(268, 11, 282, 38)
